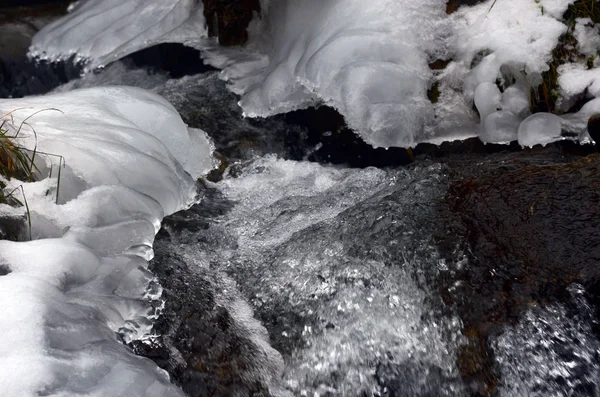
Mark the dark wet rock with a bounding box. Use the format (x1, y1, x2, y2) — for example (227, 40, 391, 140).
(376, 362, 457, 397)
(203, 0, 261, 46)
(588, 113, 600, 145)
(436, 149, 600, 394)
(125, 44, 217, 79)
(158, 72, 309, 163)
(135, 185, 283, 397)
(0, 21, 37, 61)
(446, 0, 486, 14)
(0, 211, 27, 241)
(0, 1, 78, 98)
(0, 56, 82, 98)
(0, 264, 10, 275)
(1, 0, 68, 7)
(0, 1, 69, 60)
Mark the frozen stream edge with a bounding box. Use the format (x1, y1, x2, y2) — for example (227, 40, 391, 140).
(0, 86, 213, 396)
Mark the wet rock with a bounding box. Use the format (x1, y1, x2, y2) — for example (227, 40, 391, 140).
(202, 0, 261, 46)
(0, 264, 11, 275)
(446, 0, 486, 14)
(125, 44, 216, 78)
(0, 1, 70, 60)
(0, 211, 27, 241)
(0, 2, 77, 98)
(588, 113, 600, 145)
(436, 149, 600, 394)
(0, 22, 37, 61)
(134, 185, 283, 397)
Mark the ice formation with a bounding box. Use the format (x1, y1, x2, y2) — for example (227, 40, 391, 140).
(30, 0, 207, 69)
(451, 0, 568, 99)
(30, 0, 598, 148)
(518, 112, 564, 147)
(0, 87, 213, 396)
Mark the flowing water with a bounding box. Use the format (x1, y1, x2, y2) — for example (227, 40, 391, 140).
(2, 54, 600, 397)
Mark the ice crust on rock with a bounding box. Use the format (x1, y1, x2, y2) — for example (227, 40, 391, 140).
(30, 0, 207, 69)
(0, 86, 213, 396)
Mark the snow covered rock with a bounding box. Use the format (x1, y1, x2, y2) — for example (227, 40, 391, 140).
(0, 86, 213, 396)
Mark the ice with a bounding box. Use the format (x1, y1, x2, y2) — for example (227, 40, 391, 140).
(475, 83, 530, 144)
(0, 86, 213, 396)
(30, 0, 207, 69)
(500, 86, 531, 119)
(212, 0, 450, 148)
(481, 111, 521, 144)
(31, 0, 593, 148)
(474, 82, 502, 120)
(518, 112, 564, 147)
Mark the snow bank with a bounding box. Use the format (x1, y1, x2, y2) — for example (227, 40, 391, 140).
(32, 0, 597, 148)
(0, 86, 213, 396)
(30, 0, 207, 69)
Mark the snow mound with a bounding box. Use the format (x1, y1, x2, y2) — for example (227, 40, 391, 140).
(30, 0, 207, 69)
(0, 86, 213, 396)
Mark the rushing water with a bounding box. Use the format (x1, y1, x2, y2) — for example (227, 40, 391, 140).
(3, 54, 600, 397)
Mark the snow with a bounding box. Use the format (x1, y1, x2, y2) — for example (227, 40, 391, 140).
(0, 86, 213, 396)
(574, 18, 600, 57)
(558, 63, 600, 103)
(452, 0, 568, 100)
(30, 0, 597, 148)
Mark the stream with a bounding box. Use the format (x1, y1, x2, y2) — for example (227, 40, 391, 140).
(2, 31, 600, 397)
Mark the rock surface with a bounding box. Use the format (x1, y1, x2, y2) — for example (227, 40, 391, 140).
(437, 149, 600, 395)
(202, 0, 260, 46)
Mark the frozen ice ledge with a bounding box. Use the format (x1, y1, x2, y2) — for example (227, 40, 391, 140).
(0, 86, 214, 396)
(30, 0, 598, 148)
